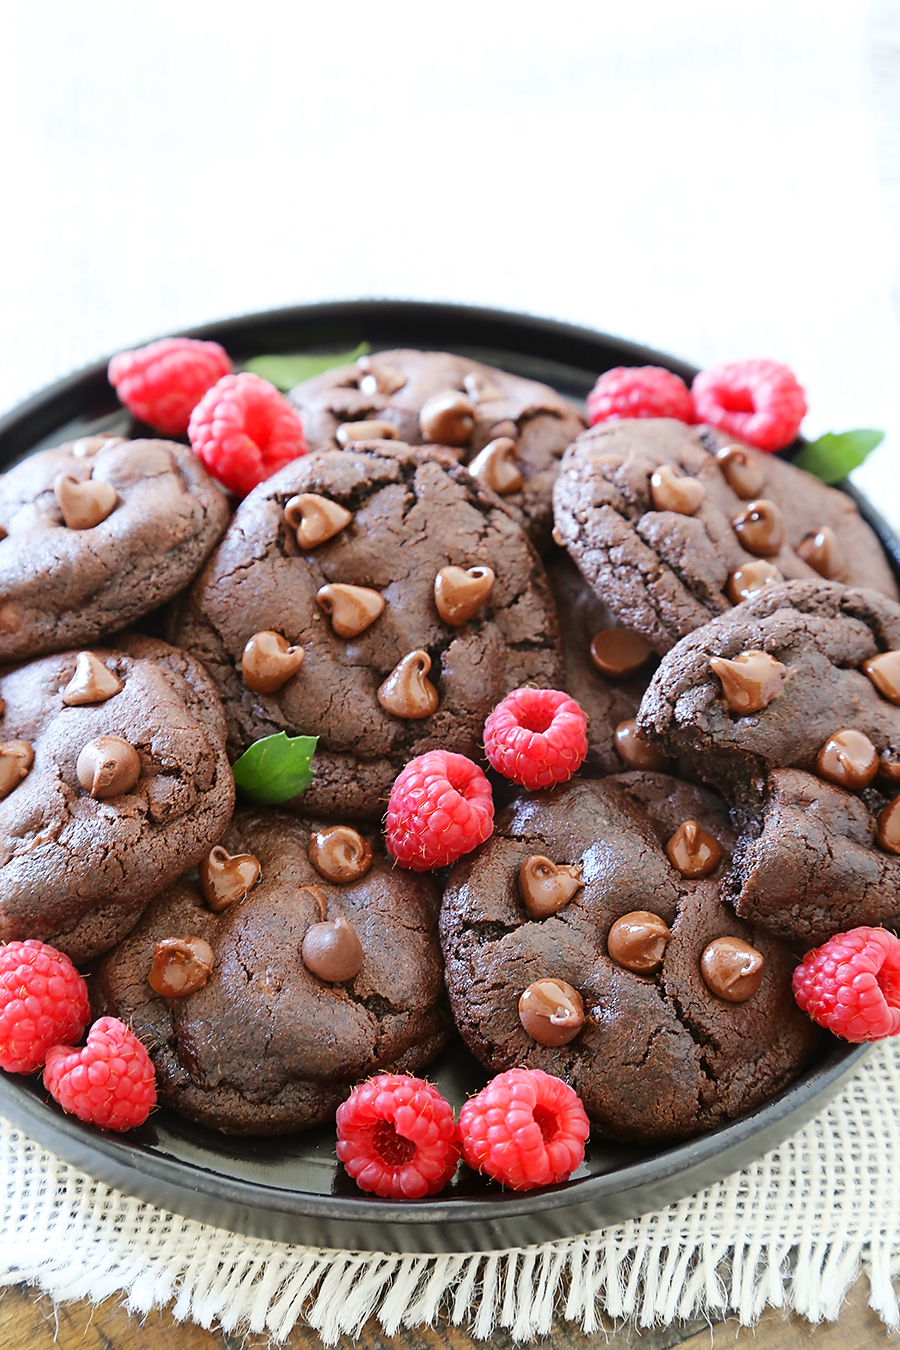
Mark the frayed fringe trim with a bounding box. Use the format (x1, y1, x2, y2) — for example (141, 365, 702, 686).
(1, 1229, 897, 1343)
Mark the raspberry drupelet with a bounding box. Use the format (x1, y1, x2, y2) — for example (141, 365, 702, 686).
(336, 1075, 460, 1198)
(385, 750, 494, 871)
(458, 1068, 589, 1190)
(793, 927, 900, 1042)
(43, 1017, 157, 1132)
(188, 371, 307, 497)
(692, 359, 806, 452)
(0, 940, 90, 1074)
(586, 366, 694, 426)
(108, 337, 233, 437)
(483, 687, 588, 791)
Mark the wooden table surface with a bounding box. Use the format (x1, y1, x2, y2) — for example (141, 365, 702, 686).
(0, 1274, 889, 1350)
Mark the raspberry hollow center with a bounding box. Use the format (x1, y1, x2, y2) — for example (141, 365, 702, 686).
(717, 387, 755, 415)
(532, 1104, 559, 1144)
(518, 708, 554, 734)
(372, 1119, 417, 1166)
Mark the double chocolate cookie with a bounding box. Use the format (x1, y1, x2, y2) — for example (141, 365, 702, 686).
(0, 637, 234, 962)
(552, 419, 897, 654)
(92, 810, 449, 1134)
(0, 435, 230, 660)
(171, 441, 562, 819)
(288, 348, 585, 549)
(441, 775, 816, 1143)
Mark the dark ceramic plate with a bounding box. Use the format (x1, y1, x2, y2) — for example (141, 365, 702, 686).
(0, 301, 881, 1254)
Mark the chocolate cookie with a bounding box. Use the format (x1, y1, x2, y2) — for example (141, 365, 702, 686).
(440, 775, 816, 1143)
(552, 419, 897, 654)
(92, 810, 449, 1134)
(0, 637, 234, 962)
(0, 434, 230, 661)
(287, 349, 585, 549)
(547, 551, 656, 775)
(170, 441, 563, 819)
(637, 580, 900, 810)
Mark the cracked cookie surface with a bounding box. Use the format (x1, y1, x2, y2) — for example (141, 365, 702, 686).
(0, 637, 234, 962)
(0, 436, 230, 660)
(92, 809, 450, 1134)
(287, 348, 585, 549)
(170, 441, 563, 819)
(440, 774, 816, 1143)
(552, 419, 897, 654)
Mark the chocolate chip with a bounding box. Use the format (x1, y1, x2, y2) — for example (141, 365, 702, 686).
(71, 434, 127, 458)
(149, 936, 215, 998)
(434, 565, 495, 626)
(700, 936, 765, 1002)
(716, 445, 764, 499)
(730, 499, 785, 556)
(199, 845, 261, 912)
(463, 372, 504, 403)
(614, 718, 669, 771)
(356, 356, 406, 395)
(302, 917, 364, 983)
(876, 796, 900, 854)
(241, 631, 305, 694)
(519, 855, 584, 919)
(316, 584, 385, 638)
(419, 391, 476, 446)
(816, 728, 879, 789)
(76, 735, 140, 799)
(467, 437, 523, 495)
(709, 650, 787, 713)
(726, 560, 784, 605)
(649, 464, 705, 515)
(589, 628, 653, 678)
(518, 978, 584, 1046)
(377, 650, 439, 719)
(308, 825, 373, 883)
(284, 493, 353, 549)
(797, 526, 845, 581)
(53, 472, 118, 530)
(863, 651, 900, 706)
(61, 652, 123, 706)
(607, 911, 671, 973)
(0, 740, 34, 799)
(665, 820, 723, 877)
(335, 419, 401, 446)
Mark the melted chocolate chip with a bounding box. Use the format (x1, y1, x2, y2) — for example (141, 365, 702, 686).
(199, 845, 261, 912)
(53, 472, 118, 530)
(316, 584, 385, 638)
(434, 566, 495, 626)
(518, 978, 584, 1046)
(589, 628, 653, 678)
(61, 652, 123, 706)
(149, 936, 215, 998)
(241, 631, 305, 694)
(519, 855, 584, 919)
(308, 826, 373, 883)
(726, 560, 783, 605)
(607, 911, 671, 973)
(876, 796, 900, 854)
(716, 445, 764, 498)
(797, 526, 845, 581)
(302, 917, 364, 983)
(419, 391, 476, 446)
(356, 356, 406, 395)
(335, 419, 401, 446)
(863, 651, 900, 706)
(377, 650, 439, 719)
(0, 740, 34, 799)
(665, 820, 723, 877)
(284, 493, 353, 549)
(467, 437, 523, 495)
(815, 729, 879, 789)
(71, 434, 126, 458)
(730, 499, 785, 556)
(649, 464, 705, 515)
(463, 371, 504, 403)
(709, 650, 787, 713)
(614, 719, 669, 771)
(76, 736, 140, 799)
(700, 937, 765, 1002)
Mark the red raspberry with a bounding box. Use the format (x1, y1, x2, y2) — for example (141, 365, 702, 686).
(459, 1068, 589, 1191)
(692, 359, 806, 452)
(187, 372, 307, 498)
(108, 337, 233, 437)
(43, 1016, 157, 1132)
(792, 927, 900, 1043)
(336, 1074, 460, 1198)
(483, 687, 588, 791)
(386, 750, 494, 871)
(0, 940, 90, 1074)
(586, 366, 694, 426)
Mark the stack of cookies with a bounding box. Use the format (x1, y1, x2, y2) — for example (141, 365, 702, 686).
(3, 344, 897, 1147)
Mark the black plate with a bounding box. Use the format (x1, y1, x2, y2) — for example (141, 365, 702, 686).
(0, 300, 879, 1254)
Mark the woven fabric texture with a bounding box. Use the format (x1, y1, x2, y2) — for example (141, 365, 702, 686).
(1, 1040, 899, 1344)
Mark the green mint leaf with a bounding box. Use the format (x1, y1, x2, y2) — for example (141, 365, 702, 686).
(242, 343, 371, 390)
(232, 732, 318, 805)
(792, 429, 884, 485)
